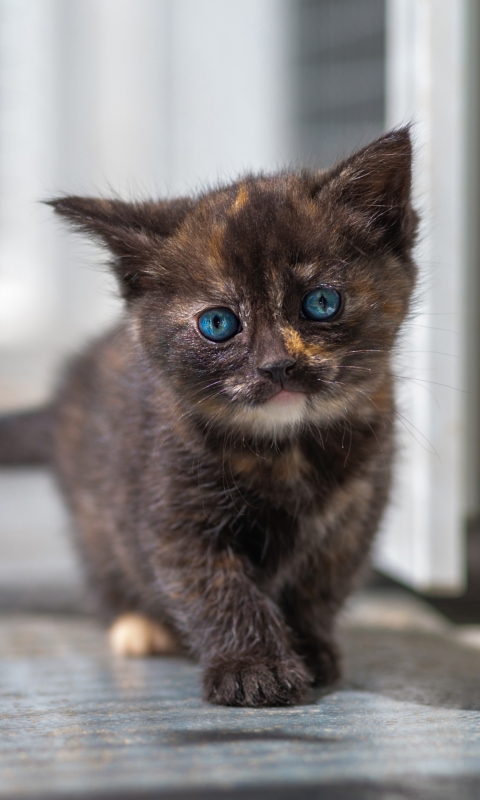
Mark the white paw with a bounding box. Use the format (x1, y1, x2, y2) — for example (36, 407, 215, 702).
(108, 613, 179, 657)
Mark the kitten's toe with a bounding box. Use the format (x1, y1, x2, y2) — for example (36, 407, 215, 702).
(109, 613, 179, 657)
(203, 656, 310, 707)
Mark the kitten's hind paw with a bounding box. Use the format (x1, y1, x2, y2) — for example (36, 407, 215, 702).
(109, 613, 179, 657)
(203, 656, 310, 707)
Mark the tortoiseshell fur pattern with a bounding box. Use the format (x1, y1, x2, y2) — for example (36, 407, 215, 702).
(0, 129, 418, 706)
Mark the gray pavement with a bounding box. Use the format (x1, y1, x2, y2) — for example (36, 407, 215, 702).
(2, 468, 480, 798)
(1, 592, 480, 799)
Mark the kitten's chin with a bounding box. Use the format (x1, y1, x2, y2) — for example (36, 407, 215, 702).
(233, 390, 308, 437)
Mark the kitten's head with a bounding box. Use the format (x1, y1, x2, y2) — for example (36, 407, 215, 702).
(51, 128, 418, 439)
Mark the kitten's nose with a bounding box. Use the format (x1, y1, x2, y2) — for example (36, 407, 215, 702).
(258, 358, 296, 383)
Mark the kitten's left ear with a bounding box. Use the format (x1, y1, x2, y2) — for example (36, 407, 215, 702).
(314, 127, 418, 254)
(47, 196, 194, 298)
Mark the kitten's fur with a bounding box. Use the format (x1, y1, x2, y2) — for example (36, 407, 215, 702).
(0, 129, 417, 706)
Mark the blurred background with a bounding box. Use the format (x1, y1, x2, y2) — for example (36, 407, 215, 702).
(0, 0, 479, 613)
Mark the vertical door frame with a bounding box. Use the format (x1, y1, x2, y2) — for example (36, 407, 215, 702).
(376, 0, 477, 593)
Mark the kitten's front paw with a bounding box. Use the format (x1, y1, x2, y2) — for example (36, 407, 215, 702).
(203, 655, 310, 707)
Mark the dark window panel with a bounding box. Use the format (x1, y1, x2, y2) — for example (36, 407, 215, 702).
(295, 0, 386, 167)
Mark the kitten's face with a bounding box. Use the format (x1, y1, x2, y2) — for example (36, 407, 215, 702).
(139, 170, 416, 436)
(52, 129, 417, 438)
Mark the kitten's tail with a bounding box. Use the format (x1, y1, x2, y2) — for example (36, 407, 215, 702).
(0, 406, 55, 465)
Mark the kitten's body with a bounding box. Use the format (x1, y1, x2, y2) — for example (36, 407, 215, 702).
(0, 130, 417, 706)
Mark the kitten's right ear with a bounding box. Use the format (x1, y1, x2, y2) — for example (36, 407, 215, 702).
(47, 196, 194, 298)
(311, 127, 418, 256)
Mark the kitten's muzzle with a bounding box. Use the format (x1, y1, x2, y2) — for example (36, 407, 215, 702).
(257, 358, 296, 384)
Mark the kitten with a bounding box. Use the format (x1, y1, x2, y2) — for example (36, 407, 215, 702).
(0, 128, 417, 707)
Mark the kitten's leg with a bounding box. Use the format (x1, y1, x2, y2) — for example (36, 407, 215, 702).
(152, 548, 310, 706)
(281, 584, 342, 687)
(282, 473, 388, 686)
(282, 527, 377, 686)
(109, 613, 179, 657)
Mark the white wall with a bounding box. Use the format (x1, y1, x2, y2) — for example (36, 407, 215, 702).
(0, 0, 293, 604)
(0, 0, 293, 409)
(3, 0, 475, 596)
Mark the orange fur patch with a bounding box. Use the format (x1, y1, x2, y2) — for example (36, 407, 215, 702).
(281, 326, 329, 359)
(232, 183, 249, 212)
(230, 451, 258, 476)
(231, 446, 308, 485)
(367, 378, 392, 414)
(208, 225, 225, 262)
(272, 445, 309, 484)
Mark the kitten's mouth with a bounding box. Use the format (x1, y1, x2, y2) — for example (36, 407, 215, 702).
(265, 388, 306, 406)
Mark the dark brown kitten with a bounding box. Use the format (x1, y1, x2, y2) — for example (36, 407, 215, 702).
(0, 129, 417, 707)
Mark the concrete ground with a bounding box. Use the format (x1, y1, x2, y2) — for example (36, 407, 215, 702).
(2, 590, 480, 800)
(2, 469, 480, 799)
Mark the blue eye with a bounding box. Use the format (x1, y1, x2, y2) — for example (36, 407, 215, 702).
(301, 286, 341, 321)
(198, 307, 241, 342)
